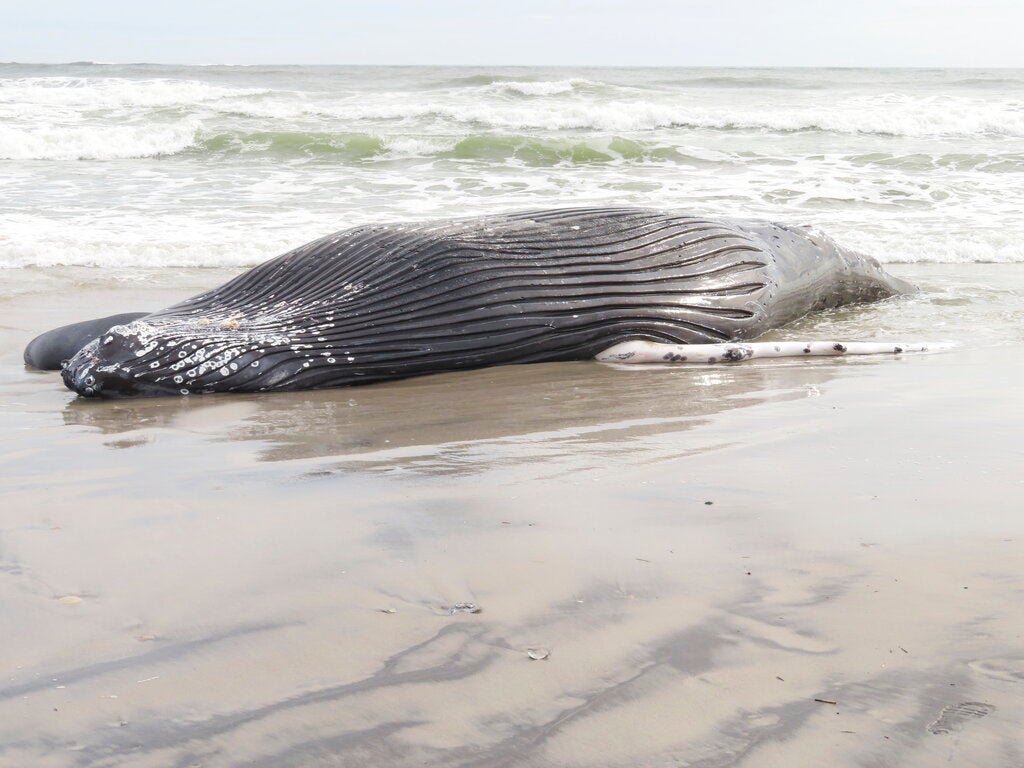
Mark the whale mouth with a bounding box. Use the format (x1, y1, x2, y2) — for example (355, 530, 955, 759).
(61, 337, 178, 399)
(60, 339, 102, 397)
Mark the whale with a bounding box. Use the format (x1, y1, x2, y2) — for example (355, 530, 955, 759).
(47, 207, 915, 398)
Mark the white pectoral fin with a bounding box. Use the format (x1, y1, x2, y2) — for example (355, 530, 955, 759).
(595, 340, 957, 364)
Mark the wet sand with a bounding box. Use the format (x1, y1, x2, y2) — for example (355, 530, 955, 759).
(1, 266, 1023, 767)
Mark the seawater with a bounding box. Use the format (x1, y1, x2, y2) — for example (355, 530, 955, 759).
(2, 63, 1023, 272)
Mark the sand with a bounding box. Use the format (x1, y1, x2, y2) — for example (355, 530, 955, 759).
(1, 265, 1023, 767)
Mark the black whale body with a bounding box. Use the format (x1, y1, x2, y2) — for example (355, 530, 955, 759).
(57, 208, 912, 398)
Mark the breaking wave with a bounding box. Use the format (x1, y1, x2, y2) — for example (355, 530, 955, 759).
(0, 121, 200, 160)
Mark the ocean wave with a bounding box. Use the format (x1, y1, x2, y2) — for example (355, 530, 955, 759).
(0, 214, 291, 269)
(435, 74, 522, 87)
(8, 121, 1024, 170)
(0, 120, 200, 160)
(484, 78, 599, 96)
(199, 130, 387, 159)
(193, 130, 708, 165)
(0, 240, 282, 270)
(0, 76, 269, 109)
(842, 232, 1024, 265)
(665, 74, 825, 89)
(288, 97, 1024, 138)
(946, 76, 1024, 88)
(19, 78, 1015, 140)
(0, 122, 714, 164)
(844, 152, 1024, 173)
(444, 134, 683, 164)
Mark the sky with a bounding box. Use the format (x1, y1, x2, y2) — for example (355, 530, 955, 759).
(2, 0, 1023, 68)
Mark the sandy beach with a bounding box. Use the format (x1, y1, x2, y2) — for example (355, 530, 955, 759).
(1, 263, 1022, 766)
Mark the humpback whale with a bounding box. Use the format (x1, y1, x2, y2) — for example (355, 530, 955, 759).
(34, 208, 917, 398)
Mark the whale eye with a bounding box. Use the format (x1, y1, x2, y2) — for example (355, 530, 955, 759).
(84, 375, 95, 386)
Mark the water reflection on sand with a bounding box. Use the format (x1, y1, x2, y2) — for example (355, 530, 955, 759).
(61, 359, 848, 474)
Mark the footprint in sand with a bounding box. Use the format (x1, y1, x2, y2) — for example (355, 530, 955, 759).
(928, 702, 996, 735)
(969, 657, 1024, 683)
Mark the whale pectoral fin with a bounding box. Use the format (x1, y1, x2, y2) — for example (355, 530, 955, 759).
(595, 340, 956, 364)
(24, 312, 151, 371)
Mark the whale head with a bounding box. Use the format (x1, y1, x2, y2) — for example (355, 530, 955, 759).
(61, 317, 298, 398)
(61, 329, 180, 398)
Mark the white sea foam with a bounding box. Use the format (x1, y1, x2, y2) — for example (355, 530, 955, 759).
(838, 230, 1024, 265)
(0, 213, 291, 269)
(63, 84, 1015, 139)
(484, 79, 593, 97)
(0, 120, 201, 160)
(329, 96, 1024, 138)
(0, 77, 268, 109)
(382, 137, 456, 158)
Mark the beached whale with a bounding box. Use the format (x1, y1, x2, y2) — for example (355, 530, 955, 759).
(44, 207, 917, 398)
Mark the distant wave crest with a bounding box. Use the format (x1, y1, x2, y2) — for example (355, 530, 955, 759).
(0, 76, 269, 108)
(4, 76, 1023, 140)
(484, 79, 599, 97)
(325, 98, 1024, 138)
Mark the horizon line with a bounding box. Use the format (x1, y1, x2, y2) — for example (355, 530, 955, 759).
(4, 61, 1024, 71)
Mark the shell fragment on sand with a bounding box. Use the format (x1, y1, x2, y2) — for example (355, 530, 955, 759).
(449, 602, 482, 615)
(595, 340, 957, 365)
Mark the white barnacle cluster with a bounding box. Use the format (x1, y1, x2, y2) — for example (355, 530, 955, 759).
(108, 314, 296, 391)
(339, 282, 364, 299)
(96, 286, 368, 391)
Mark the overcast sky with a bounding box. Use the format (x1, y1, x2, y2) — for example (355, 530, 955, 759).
(3, 0, 1022, 68)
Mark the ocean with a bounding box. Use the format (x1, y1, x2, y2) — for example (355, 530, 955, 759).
(3, 63, 1024, 272)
